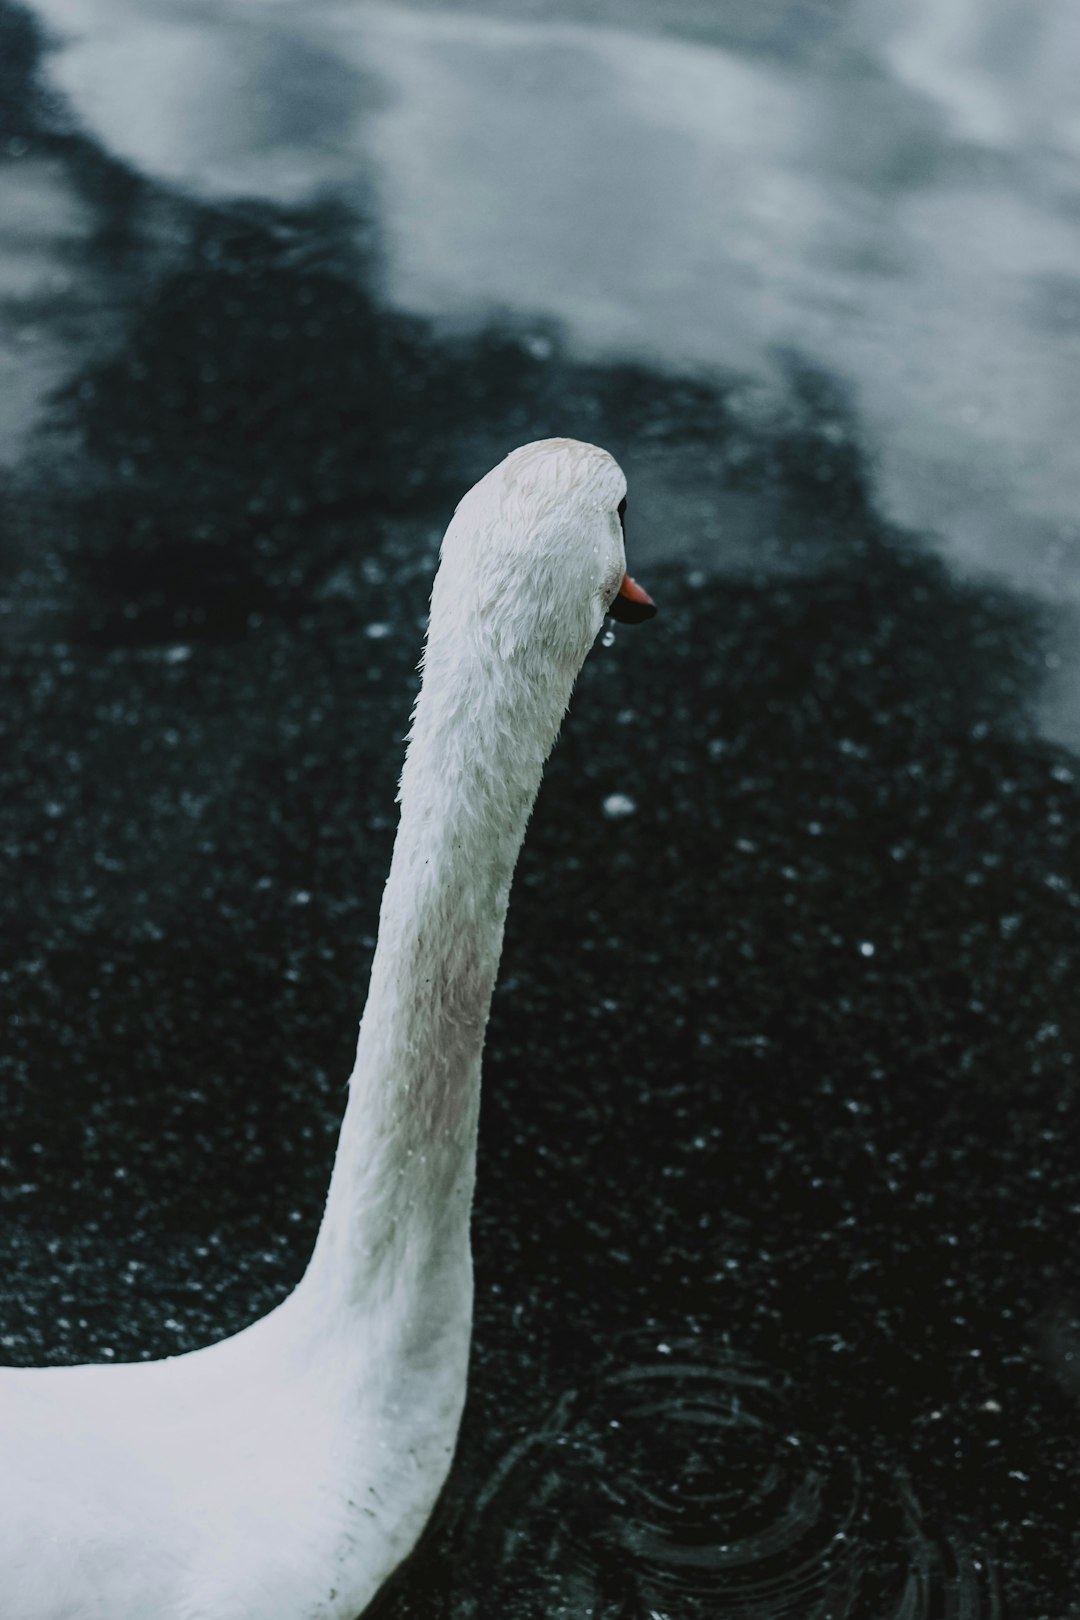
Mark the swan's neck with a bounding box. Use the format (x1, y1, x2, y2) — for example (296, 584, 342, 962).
(300, 613, 578, 1347)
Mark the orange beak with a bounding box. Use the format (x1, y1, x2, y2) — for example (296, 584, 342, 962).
(608, 573, 657, 625)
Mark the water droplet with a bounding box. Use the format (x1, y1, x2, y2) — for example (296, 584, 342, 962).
(366, 622, 390, 640)
(858, 941, 875, 957)
(601, 628, 616, 648)
(603, 793, 636, 819)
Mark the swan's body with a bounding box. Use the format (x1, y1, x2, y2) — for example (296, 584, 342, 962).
(0, 440, 652, 1620)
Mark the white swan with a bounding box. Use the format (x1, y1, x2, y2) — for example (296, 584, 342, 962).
(0, 439, 656, 1620)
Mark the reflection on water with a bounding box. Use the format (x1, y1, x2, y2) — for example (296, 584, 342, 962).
(28, 0, 1080, 632)
(442, 1338, 1002, 1619)
(0, 155, 103, 460)
(866, 0, 1080, 152)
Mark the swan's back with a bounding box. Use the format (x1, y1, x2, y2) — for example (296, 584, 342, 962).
(0, 1333, 450, 1620)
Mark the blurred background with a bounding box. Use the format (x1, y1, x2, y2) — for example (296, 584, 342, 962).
(1, 1, 1079, 1615)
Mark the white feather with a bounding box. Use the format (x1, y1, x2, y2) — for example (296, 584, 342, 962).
(0, 438, 630, 1620)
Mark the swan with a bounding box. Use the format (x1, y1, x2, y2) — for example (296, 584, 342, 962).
(0, 438, 656, 1620)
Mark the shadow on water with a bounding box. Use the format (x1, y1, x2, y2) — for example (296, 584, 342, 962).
(12, 188, 895, 653)
(2, 4, 1080, 1618)
(10, 183, 740, 644)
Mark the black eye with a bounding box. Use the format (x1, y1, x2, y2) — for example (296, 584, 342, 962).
(617, 497, 626, 530)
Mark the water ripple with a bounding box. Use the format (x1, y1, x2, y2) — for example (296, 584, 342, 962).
(449, 1339, 1003, 1620)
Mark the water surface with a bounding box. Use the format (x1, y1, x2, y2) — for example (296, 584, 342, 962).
(1, 3, 1079, 1616)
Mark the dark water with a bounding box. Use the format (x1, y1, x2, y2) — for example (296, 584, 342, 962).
(2, 2, 1080, 1616)
(427, 1339, 1005, 1620)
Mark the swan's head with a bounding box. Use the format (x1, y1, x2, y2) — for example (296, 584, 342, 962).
(434, 438, 656, 672)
